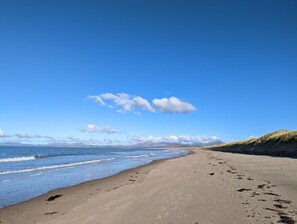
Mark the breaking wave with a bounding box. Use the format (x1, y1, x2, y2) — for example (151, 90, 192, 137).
(126, 153, 156, 159)
(0, 156, 37, 163)
(0, 158, 115, 175)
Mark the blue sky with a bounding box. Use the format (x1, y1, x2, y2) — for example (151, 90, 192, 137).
(0, 0, 296, 145)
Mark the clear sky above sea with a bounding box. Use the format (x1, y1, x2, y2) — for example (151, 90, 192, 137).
(0, 0, 296, 145)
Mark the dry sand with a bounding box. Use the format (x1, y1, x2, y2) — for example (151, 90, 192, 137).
(0, 150, 296, 224)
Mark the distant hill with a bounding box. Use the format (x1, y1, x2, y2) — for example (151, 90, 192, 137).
(202, 130, 297, 157)
(197, 140, 224, 147)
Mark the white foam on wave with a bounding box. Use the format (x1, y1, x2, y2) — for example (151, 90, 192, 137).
(0, 156, 36, 163)
(126, 153, 156, 159)
(0, 158, 115, 175)
(30, 172, 44, 177)
(2, 179, 11, 182)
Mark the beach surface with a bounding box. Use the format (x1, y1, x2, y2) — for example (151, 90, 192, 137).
(1, 150, 296, 224)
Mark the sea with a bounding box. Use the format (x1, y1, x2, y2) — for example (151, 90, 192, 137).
(0, 146, 188, 208)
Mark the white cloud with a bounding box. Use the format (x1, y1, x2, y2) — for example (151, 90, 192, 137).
(152, 97, 196, 114)
(0, 130, 120, 146)
(88, 93, 196, 114)
(0, 129, 5, 137)
(103, 138, 121, 144)
(98, 93, 155, 113)
(16, 133, 56, 140)
(41, 136, 102, 145)
(58, 137, 120, 145)
(67, 136, 82, 142)
(51, 136, 123, 146)
(131, 135, 219, 145)
(87, 95, 105, 106)
(133, 96, 155, 112)
(131, 135, 163, 144)
(16, 133, 35, 138)
(81, 124, 117, 134)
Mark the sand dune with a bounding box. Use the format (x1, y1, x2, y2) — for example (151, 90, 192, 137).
(203, 130, 297, 157)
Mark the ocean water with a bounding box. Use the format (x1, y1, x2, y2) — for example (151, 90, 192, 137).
(0, 146, 188, 208)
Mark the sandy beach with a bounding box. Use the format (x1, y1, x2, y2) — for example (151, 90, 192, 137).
(1, 149, 296, 224)
(1, 0, 296, 223)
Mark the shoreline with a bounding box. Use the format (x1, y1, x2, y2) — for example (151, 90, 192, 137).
(0, 150, 189, 209)
(1, 149, 297, 224)
(0, 153, 188, 223)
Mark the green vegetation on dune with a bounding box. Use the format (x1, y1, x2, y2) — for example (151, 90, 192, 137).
(202, 130, 297, 157)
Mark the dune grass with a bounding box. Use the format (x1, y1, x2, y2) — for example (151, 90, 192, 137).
(201, 130, 297, 157)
